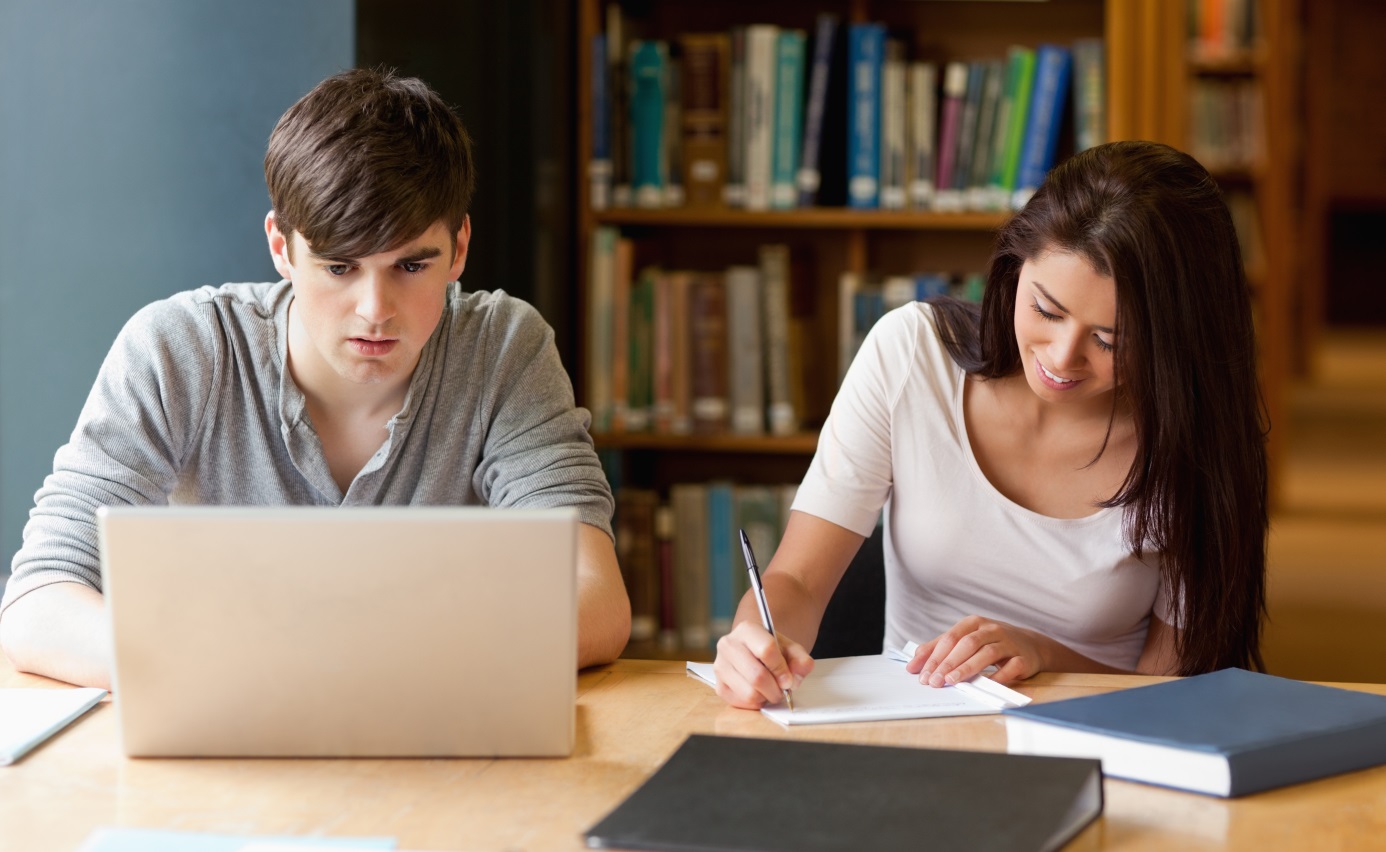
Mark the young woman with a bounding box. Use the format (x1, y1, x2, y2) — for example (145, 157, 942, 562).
(713, 140, 1268, 709)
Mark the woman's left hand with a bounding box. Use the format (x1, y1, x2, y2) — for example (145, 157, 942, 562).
(905, 615, 1052, 686)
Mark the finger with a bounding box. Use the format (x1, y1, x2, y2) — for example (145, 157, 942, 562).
(918, 617, 982, 682)
(723, 626, 793, 706)
(779, 637, 815, 686)
(990, 656, 1033, 685)
(713, 629, 780, 708)
(929, 624, 1005, 687)
(905, 638, 938, 674)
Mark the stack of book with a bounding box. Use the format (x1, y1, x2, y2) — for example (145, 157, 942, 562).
(589, 7, 1106, 214)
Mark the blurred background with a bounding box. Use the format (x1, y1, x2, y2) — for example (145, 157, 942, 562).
(1, 0, 1381, 682)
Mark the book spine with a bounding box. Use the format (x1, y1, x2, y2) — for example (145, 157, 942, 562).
(1013, 44, 1072, 210)
(1071, 38, 1106, 153)
(796, 13, 840, 207)
(878, 39, 907, 210)
(651, 269, 674, 433)
(663, 57, 684, 208)
(933, 61, 969, 212)
(616, 488, 660, 643)
(689, 272, 730, 434)
(770, 29, 807, 210)
(626, 267, 655, 432)
(586, 227, 617, 432)
(671, 483, 710, 650)
(907, 61, 937, 209)
(654, 504, 679, 650)
(743, 24, 779, 211)
(949, 61, 984, 205)
(607, 2, 632, 207)
(706, 482, 736, 641)
(724, 26, 747, 207)
(846, 22, 884, 209)
(725, 265, 765, 435)
(967, 60, 1005, 211)
(610, 236, 634, 430)
(589, 34, 612, 211)
(998, 46, 1037, 207)
(668, 271, 694, 435)
(629, 40, 668, 209)
(758, 244, 798, 436)
(679, 33, 731, 209)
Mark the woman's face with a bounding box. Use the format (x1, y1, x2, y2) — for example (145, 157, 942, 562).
(1013, 249, 1119, 409)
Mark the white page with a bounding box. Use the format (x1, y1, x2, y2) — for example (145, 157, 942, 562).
(0, 687, 107, 765)
(687, 650, 1028, 726)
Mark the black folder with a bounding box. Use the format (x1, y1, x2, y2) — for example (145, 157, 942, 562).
(584, 734, 1103, 852)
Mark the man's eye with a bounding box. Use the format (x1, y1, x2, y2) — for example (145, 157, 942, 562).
(401, 261, 426, 274)
(326, 264, 350, 276)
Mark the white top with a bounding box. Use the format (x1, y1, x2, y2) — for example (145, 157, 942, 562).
(793, 303, 1172, 670)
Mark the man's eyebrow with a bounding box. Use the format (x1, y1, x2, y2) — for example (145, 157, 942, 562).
(1033, 281, 1114, 334)
(307, 246, 445, 264)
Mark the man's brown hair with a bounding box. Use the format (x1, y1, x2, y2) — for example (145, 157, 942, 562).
(265, 67, 475, 260)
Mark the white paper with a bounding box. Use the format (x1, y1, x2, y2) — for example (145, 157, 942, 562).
(0, 687, 107, 765)
(687, 649, 1029, 726)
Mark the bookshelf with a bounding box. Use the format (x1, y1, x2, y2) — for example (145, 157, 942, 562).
(575, 0, 1293, 658)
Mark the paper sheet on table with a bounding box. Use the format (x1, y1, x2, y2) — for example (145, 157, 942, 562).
(687, 645, 1029, 726)
(0, 687, 107, 765)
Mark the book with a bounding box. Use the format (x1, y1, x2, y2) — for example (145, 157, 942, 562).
(846, 22, 885, 209)
(724, 264, 764, 435)
(679, 33, 730, 208)
(878, 38, 907, 210)
(933, 61, 969, 212)
(588, 33, 612, 210)
(1071, 37, 1105, 153)
(949, 61, 984, 212)
(1004, 668, 1386, 797)
(615, 487, 661, 643)
(606, 2, 632, 207)
(626, 266, 656, 431)
(585, 227, 617, 432)
(75, 828, 394, 851)
(1, 686, 105, 765)
(663, 57, 684, 208)
(742, 24, 779, 211)
(967, 59, 1006, 211)
(796, 14, 841, 207)
(769, 29, 806, 209)
(906, 61, 937, 209)
(670, 483, 711, 650)
(1012, 43, 1072, 210)
(609, 235, 635, 430)
(992, 45, 1037, 211)
(688, 648, 1030, 726)
(757, 243, 798, 436)
(723, 26, 747, 208)
(654, 504, 680, 649)
(705, 481, 736, 640)
(688, 272, 730, 434)
(629, 40, 670, 209)
(584, 734, 1103, 852)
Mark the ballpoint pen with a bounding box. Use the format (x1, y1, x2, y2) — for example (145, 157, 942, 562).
(738, 528, 794, 711)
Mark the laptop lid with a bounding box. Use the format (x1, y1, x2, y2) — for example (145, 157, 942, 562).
(98, 505, 578, 758)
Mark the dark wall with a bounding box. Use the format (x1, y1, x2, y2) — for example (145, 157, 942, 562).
(0, 1, 355, 574)
(357, 0, 578, 362)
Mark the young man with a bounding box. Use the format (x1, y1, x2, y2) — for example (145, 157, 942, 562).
(0, 68, 630, 687)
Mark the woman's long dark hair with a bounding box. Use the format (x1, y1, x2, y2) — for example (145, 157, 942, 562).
(930, 140, 1268, 675)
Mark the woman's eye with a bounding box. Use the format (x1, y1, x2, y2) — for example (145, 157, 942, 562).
(1031, 302, 1060, 322)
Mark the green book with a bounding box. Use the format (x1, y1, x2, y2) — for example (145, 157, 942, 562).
(992, 46, 1036, 208)
(770, 29, 807, 209)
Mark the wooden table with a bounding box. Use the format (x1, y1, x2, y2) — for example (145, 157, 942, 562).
(3, 658, 1386, 851)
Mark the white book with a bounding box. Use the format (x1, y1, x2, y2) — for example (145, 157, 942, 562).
(585, 227, 617, 432)
(758, 244, 798, 436)
(907, 61, 938, 209)
(725, 264, 765, 435)
(743, 25, 779, 211)
(879, 40, 907, 210)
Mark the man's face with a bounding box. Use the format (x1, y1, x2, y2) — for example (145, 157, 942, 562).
(267, 215, 470, 395)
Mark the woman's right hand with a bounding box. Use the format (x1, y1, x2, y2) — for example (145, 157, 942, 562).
(712, 621, 814, 709)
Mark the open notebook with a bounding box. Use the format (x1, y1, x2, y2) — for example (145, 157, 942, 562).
(687, 644, 1029, 725)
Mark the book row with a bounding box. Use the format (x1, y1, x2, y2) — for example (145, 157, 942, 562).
(1187, 78, 1265, 174)
(614, 483, 800, 652)
(586, 229, 985, 437)
(589, 8, 1105, 214)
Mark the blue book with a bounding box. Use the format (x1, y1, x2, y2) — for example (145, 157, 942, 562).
(770, 29, 807, 209)
(589, 34, 612, 210)
(846, 22, 885, 209)
(796, 14, 840, 207)
(1012, 43, 1072, 209)
(629, 40, 669, 209)
(1005, 668, 1386, 797)
(706, 482, 736, 642)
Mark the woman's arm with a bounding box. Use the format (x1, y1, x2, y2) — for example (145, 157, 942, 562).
(712, 511, 864, 708)
(906, 612, 1182, 686)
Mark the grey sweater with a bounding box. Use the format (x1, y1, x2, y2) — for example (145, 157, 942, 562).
(1, 280, 614, 613)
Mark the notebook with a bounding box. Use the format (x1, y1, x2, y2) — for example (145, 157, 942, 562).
(584, 734, 1103, 852)
(0, 687, 106, 765)
(97, 505, 578, 758)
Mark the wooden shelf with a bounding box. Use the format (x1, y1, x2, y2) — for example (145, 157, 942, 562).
(592, 207, 1010, 231)
(1187, 47, 1266, 77)
(593, 431, 820, 455)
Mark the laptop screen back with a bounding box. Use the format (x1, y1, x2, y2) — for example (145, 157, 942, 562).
(98, 505, 577, 758)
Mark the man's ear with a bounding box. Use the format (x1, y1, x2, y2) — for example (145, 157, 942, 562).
(449, 215, 472, 280)
(265, 211, 295, 281)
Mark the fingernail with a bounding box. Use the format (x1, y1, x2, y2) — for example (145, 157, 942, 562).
(918, 669, 932, 683)
(944, 672, 959, 685)
(929, 673, 945, 688)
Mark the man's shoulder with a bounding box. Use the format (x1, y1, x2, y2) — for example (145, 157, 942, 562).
(445, 286, 550, 341)
(129, 281, 287, 329)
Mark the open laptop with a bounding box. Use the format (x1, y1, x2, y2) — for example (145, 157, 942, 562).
(97, 505, 578, 758)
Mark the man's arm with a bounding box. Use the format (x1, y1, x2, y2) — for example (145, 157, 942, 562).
(576, 522, 631, 668)
(0, 583, 111, 689)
